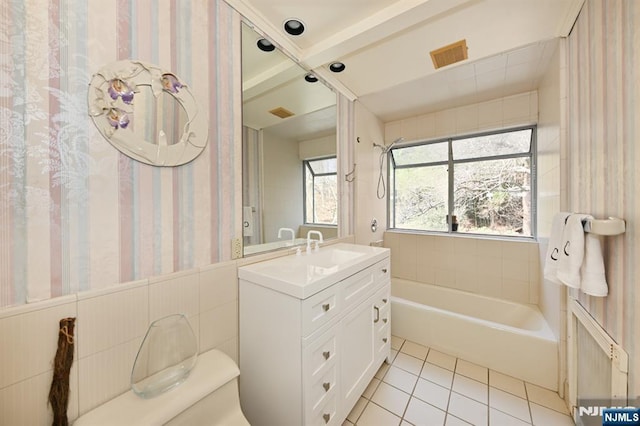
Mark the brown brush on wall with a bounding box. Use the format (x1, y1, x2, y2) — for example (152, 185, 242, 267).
(48, 317, 76, 426)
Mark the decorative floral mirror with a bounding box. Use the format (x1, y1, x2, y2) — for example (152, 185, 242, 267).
(88, 60, 208, 166)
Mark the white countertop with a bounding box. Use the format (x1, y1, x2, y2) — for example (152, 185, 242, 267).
(238, 243, 390, 299)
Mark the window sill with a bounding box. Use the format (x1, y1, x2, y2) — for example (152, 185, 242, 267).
(385, 228, 537, 243)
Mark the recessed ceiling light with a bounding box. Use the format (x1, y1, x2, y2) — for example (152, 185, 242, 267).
(304, 73, 318, 83)
(284, 19, 305, 36)
(329, 62, 346, 73)
(256, 38, 275, 52)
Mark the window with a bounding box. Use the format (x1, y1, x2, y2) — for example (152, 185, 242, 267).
(304, 157, 338, 225)
(389, 126, 536, 237)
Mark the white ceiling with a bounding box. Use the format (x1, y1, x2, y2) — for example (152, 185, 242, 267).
(233, 0, 584, 124)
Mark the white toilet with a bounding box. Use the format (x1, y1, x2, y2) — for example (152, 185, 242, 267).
(74, 349, 250, 425)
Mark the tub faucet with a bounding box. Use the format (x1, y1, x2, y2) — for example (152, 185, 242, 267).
(277, 227, 295, 245)
(306, 230, 323, 252)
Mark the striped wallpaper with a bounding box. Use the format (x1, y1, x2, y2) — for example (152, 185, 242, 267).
(566, 0, 639, 397)
(0, 0, 241, 307)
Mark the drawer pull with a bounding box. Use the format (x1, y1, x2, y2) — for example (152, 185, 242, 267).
(322, 303, 330, 312)
(382, 298, 388, 304)
(323, 413, 331, 423)
(382, 268, 388, 273)
(373, 306, 380, 323)
(323, 351, 330, 360)
(383, 337, 388, 343)
(323, 382, 331, 392)
(383, 318, 388, 323)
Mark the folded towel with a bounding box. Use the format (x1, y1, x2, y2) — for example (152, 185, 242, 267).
(544, 212, 571, 284)
(556, 213, 609, 297)
(580, 233, 608, 296)
(557, 214, 586, 289)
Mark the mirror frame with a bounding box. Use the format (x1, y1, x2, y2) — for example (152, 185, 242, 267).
(88, 60, 208, 166)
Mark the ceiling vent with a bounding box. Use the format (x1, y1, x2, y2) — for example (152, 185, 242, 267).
(430, 39, 468, 69)
(269, 107, 295, 119)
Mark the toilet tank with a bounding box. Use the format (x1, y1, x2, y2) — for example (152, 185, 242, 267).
(74, 349, 249, 426)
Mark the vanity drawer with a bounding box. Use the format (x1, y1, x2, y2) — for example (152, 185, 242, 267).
(375, 322, 391, 360)
(341, 259, 390, 312)
(341, 265, 375, 311)
(302, 284, 340, 337)
(303, 326, 338, 379)
(374, 258, 391, 283)
(305, 363, 338, 414)
(307, 391, 339, 426)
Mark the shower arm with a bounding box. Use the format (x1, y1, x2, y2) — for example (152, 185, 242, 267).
(373, 137, 404, 153)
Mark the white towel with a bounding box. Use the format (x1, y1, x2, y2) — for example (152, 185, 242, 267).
(543, 212, 571, 284)
(557, 214, 586, 289)
(556, 214, 608, 297)
(580, 232, 608, 297)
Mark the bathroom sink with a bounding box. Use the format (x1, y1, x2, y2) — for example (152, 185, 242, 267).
(302, 248, 366, 269)
(238, 243, 389, 298)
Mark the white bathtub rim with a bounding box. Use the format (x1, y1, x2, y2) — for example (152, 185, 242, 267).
(390, 296, 556, 342)
(391, 278, 555, 338)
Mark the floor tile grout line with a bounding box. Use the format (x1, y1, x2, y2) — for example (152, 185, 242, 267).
(490, 405, 535, 425)
(447, 357, 457, 424)
(398, 355, 424, 423)
(486, 358, 491, 426)
(524, 379, 535, 424)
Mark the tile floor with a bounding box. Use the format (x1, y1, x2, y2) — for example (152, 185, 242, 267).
(343, 336, 574, 426)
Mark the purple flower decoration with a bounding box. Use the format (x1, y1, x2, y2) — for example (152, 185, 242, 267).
(107, 79, 134, 104)
(106, 108, 130, 129)
(161, 73, 183, 93)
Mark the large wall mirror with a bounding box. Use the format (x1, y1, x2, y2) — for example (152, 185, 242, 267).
(242, 23, 338, 256)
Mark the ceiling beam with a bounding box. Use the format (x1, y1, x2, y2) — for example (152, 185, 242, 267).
(299, 0, 477, 69)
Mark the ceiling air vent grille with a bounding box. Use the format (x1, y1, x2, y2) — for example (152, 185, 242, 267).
(430, 39, 468, 69)
(269, 107, 295, 119)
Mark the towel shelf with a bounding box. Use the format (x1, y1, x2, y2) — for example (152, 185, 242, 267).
(583, 217, 626, 236)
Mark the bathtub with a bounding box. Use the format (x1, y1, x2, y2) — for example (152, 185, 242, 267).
(391, 278, 558, 390)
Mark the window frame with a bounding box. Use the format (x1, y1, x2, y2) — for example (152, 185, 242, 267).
(388, 125, 537, 238)
(303, 156, 338, 226)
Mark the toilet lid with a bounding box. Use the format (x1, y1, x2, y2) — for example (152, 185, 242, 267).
(74, 350, 240, 425)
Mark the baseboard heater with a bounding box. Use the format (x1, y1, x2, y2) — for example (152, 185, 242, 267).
(568, 298, 628, 424)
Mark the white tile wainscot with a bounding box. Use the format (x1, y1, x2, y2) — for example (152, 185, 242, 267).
(238, 243, 391, 426)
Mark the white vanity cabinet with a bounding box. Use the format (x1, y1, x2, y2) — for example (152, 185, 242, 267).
(238, 244, 390, 426)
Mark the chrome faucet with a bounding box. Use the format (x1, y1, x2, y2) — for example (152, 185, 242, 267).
(306, 230, 324, 252)
(277, 227, 295, 245)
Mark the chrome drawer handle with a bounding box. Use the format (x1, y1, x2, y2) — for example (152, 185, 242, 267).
(322, 303, 330, 312)
(323, 382, 331, 392)
(383, 318, 388, 323)
(323, 351, 330, 360)
(373, 306, 379, 323)
(383, 337, 388, 343)
(382, 268, 388, 273)
(323, 413, 330, 423)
